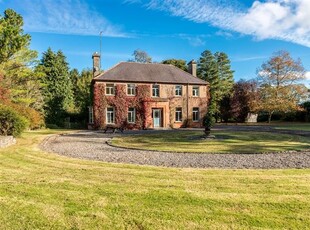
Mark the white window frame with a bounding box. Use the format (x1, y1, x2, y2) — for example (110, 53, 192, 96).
(175, 107, 182, 122)
(193, 107, 199, 122)
(152, 84, 160, 97)
(106, 107, 115, 124)
(175, 85, 182, 96)
(127, 84, 136, 96)
(127, 107, 136, 123)
(88, 106, 94, 124)
(192, 86, 199, 97)
(106, 84, 115, 95)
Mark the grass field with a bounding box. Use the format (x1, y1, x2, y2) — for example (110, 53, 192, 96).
(216, 122, 310, 131)
(273, 123, 310, 131)
(1, 130, 310, 229)
(112, 131, 310, 153)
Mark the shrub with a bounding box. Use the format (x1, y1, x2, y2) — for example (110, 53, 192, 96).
(203, 112, 215, 130)
(11, 104, 44, 129)
(0, 105, 28, 137)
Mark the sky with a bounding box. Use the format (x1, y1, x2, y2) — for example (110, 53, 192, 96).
(1, 0, 310, 86)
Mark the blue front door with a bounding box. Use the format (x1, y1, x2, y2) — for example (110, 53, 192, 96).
(153, 109, 161, 128)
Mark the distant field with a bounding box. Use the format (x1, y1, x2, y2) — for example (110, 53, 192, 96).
(112, 131, 310, 153)
(0, 130, 310, 229)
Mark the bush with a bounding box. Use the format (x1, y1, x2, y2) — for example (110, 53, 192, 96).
(11, 104, 45, 129)
(0, 105, 28, 137)
(203, 112, 215, 130)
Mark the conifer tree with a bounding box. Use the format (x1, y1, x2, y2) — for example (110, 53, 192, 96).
(197, 50, 234, 120)
(38, 48, 74, 125)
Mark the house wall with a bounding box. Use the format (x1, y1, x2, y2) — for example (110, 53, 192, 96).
(92, 82, 209, 129)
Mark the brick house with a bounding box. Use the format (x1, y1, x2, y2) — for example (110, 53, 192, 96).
(89, 53, 209, 129)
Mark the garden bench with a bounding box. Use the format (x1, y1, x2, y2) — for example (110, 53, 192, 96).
(103, 125, 124, 133)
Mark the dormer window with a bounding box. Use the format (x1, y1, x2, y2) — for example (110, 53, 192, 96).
(106, 84, 115, 95)
(152, 84, 160, 97)
(175, 85, 182, 96)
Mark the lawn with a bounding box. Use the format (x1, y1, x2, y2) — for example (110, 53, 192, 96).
(112, 131, 310, 153)
(273, 123, 310, 131)
(1, 130, 310, 229)
(216, 122, 310, 131)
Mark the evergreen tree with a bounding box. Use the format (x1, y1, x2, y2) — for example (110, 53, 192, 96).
(198, 50, 234, 120)
(70, 68, 80, 105)
(72, 69, 92, 113)
(38, 48, 74, 125)
(0, 9, 31, 63)
(162, 59, 187, 71)
(215, 52, 234, 97)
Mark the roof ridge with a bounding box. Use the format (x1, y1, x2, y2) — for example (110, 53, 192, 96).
(93, 61, 208, 85)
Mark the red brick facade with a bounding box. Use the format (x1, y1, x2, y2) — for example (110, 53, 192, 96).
(92, 82, 209, 130)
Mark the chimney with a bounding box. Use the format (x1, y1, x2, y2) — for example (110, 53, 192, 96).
(92, 52, 100, 78)
(188, 60, 197, 77)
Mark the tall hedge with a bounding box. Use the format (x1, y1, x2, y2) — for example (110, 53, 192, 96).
(0, 105, 28, 137)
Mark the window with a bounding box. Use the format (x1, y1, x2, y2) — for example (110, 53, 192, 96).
(106, 107, 115, 124)
(175, 107, 182, 122)
(175, 85, 182, 96)
(106, 84, 115, 95)
(152, 84, 160, 97)
(127, 108, 136, 123)
(88, 106, 94, 124)
(127, 84, 136, 96)
(193, 107, 199, 122)
(192, 86, 199, 97)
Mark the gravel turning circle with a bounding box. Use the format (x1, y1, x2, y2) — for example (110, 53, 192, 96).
(40, 129, 310, 169)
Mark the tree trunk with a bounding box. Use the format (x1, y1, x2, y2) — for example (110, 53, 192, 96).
(268, 112, 273, 123)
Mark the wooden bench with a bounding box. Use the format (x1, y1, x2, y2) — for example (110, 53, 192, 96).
(103, 125, 124, 133)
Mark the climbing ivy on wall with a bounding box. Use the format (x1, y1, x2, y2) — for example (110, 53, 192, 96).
(93, 83, 152, 129)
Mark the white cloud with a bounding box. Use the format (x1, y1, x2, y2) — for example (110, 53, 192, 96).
(305, 71, 310, 80)
(141, 0, 310, 47)
(17, 0, 127, 37)
(233, 55, 268, 62)
(178, 34, 206, 47)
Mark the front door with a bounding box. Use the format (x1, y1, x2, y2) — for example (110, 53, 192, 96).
(153, 109, 162, 128)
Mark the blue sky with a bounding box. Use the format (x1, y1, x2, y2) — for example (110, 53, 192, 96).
(1, 0, 310, 86)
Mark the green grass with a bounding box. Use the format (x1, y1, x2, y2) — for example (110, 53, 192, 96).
(273, 123, 310, 131)
(112, 131, 310, 153)
(1, 130, 310, 229)
(216, 122, 310, 131)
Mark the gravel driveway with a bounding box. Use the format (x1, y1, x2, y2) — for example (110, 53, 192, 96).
(40, 128, 310, 169)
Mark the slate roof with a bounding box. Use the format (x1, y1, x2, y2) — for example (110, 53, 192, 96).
(93, 62, 208, 85)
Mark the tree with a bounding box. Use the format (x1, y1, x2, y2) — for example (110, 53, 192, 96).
(162, 59, 187, 71)
(0, 9, 44, 130)
(129, 49, 152, 63)
(215, 52, 234, 96)
(197, 50, 234, 121)
(38, 48, 74, 125)
(257, 51, 307, 123)
(1, 48, 44, 110)
(0, 73, 9, 103)
(230, 80, 259, 122)
(72, 69, 93, 113)
(0, 9, 31, 64)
